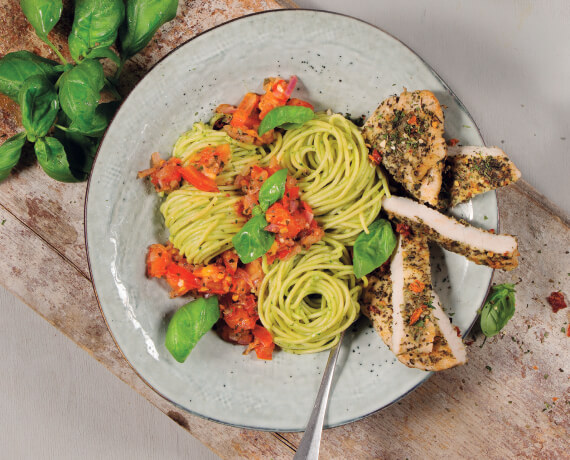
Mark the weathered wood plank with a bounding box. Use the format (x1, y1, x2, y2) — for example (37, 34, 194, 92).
(0, 205, 295, 460)
(278, 182, 570, 459)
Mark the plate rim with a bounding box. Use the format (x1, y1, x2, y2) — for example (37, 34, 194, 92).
(84, 8, 497, 432)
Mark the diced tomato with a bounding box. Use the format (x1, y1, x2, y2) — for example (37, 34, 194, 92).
(164, 264, 200, 297)
(190, 144, 231, 180)
(286, 98, 314, 110)
(266, 202, 303, 238)
(407, 115, 418, 125)
(222, 250, 238, 275)
(368, 149, 382, 165)
(215, 104, 237, 115)
(231, 93, 261, 129)
(180, 165, 219, 192)
(409, 304, 428, 325)
(244, 258, 264, 289)
(409, 279, 426, 293)
(447, 138, 460, 146)
(251, 325, 275, 360)
(146, 244, 172, 278)
(224, 307, 258, 332)
(138, 156, 183, 193)
(193, 264, 232, 294)
(259, 90, 285, 120)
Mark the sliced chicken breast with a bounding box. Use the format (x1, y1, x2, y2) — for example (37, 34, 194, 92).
(362, 238, 467, 371)
(440, 146, 522, 208)
(382, 195, 519, 270)
(391, 233, 436, 355)
(362, 89, 447, 205)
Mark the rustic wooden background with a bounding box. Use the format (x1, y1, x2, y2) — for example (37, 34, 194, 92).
(0, 1, 568, 458)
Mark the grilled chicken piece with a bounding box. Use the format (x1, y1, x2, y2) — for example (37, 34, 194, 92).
(362, 238, 467, 371)
(383, 196, 519, 270)
(362, 89, 447, 205)
(440, 146, 522, 208)
(391, 233, 436, 355)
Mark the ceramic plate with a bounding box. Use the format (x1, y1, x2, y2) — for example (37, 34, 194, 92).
(86, 10, 496, 431)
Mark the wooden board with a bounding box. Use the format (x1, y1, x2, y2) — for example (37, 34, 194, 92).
(0, 2, 568, 458)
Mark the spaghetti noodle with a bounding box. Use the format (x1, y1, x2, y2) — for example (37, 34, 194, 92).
(257, 236, 360, 353)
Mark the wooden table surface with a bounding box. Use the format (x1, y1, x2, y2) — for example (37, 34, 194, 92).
(1, 1, 568, 459)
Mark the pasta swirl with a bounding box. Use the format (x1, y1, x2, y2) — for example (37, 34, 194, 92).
(275, 113, 389, 245)
(258, 237, 360, 353)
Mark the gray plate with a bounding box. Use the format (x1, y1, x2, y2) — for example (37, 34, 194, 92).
(86, 10, 495, 431)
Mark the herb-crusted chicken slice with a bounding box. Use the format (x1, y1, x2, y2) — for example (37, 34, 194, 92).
(440, 146, 522, 208)
(391, 233, 436, 355)
(383, 196, 519, 270)
(362, 240, 467, 371)
(362, 89, 447, 205)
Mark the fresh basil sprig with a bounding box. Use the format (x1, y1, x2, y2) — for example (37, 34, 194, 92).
(165, 296, 220, 363)
(232, 215, 276, 264)
(258, 168, 287, 211)
(258, 106, 315, 136)
(68, 0, 125, 64)
(480, 283, 516, 337)
(18, 75, 59, 142)
(0, 1, 179, 184)
(0, 133, 27, 181)
(353, 219, 397, 278)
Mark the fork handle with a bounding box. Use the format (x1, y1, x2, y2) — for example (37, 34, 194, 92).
(293, 331, 345, 460)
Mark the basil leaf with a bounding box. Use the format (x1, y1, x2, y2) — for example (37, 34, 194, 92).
(67, 101, 119, 137)
(258, 168, 287, 212)
(68, 0, 125, 63)
(280, 122, 305, 131)
(20, 0, 63, 42)
(165, 296, 220, 363)
(0, 133, 27, 182)
(18, 75, 59, 142)
(34, 136, 82, 182)
(258, 106, 314, 136)
(0, 51, 59, 101)
(232, 215, 275, 264)
(353, 219, 397, 278)
(119, 0, 179, 60)
(58, 59, 105, 131)
(480, 283, 516, 337)
(53, 127, 99, 179)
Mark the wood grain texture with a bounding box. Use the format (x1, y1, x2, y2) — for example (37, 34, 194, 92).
(0, 1, 568, 459)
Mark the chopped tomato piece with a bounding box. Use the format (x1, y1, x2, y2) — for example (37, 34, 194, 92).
(231, 93, 261, 129)
(138, 155, 183, 193)
(215, 104, 237, 115)
(447, 138, 460, 146)
(180, 165, 219, 192)
(368, 149, 382, 165)
(223, 307, 258, 332)
(409, 279, 426, 293)
(222, 250, 238, 275)
(190, 144, 231, 180)
(396, 222, 412, 238)
(266, 202, 303, 238)
(409, 304, 428, 325)
(286, 98, 314, 110)
(146, 244, 172, 278)
(250, 325, 275, 360)
(407, 115, 418, 125)
(164, 264, 200, 297)
(547, 291, 567, 313)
